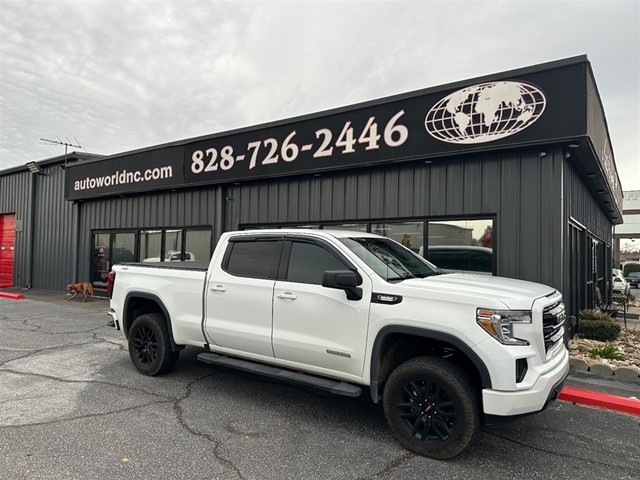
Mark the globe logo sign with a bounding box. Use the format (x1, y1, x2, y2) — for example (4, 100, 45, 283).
(425, 81, 546, 144)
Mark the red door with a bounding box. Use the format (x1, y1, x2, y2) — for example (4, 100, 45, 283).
(0, 214, 16, 288)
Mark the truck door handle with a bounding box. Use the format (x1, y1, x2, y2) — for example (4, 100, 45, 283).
(210, 285, 226, 293)
(276, 292, 297, 300)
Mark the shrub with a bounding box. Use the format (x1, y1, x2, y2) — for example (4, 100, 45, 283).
(578, 319, 621, 342)
(589, 344, 624, 361)
(579, 308, 614, 322)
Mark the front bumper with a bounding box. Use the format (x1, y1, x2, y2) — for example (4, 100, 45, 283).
(482, 347, 569, 416)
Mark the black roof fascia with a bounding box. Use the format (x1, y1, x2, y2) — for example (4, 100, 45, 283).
(0, 152, 103, 177)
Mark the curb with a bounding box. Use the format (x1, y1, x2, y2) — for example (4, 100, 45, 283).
(569, 357, 640, 381)
(0, 292, 25, 300)
(559, 386, 640, 415)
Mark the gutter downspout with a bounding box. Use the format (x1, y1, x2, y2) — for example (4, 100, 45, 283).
(25, 171, 37, 288)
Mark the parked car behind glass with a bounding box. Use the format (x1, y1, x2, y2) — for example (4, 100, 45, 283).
(626, 271, 640, 288)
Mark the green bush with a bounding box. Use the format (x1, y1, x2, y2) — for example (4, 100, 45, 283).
(622, 262, 640, 277)
(578, 319, 621, 342)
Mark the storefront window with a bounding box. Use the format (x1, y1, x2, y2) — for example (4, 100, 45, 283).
(372, 222, 423, 254)
(184, 229, 212, 262)
(140, 230, 162, 262)
(165, 230, 183, 259)
(112, 232, 136, 264)
(425, 219, 494, 274)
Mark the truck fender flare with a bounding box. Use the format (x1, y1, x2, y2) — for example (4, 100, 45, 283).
(123, 292, 184, 352)
(369, 326, 492, 403)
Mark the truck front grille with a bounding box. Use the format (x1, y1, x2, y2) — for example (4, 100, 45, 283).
(543, 301, 566, 352)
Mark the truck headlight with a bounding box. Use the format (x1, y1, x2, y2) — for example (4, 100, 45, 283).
(476, 309, 531, 346)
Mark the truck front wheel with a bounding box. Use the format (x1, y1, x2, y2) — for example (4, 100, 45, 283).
(383, 356, 479, 459)
(128, 313, 179, 376)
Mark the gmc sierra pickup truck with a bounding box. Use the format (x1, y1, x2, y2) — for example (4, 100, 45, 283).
(107, 229, 569, 459)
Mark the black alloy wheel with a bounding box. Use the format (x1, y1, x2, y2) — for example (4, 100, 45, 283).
(134, 324, 158, 366)
(396, 379, 457, 442)
(128, 313, 179, 376)
(383, 357, 479, 459)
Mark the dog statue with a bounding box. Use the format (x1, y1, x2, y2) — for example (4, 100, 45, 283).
(64, 282, 95, 302)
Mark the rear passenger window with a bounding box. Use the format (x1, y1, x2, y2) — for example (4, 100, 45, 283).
(286, 241, 348, 285)
(224, 240, 280, 279)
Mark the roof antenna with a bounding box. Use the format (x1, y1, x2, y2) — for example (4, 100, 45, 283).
(40, 137, 82, 169)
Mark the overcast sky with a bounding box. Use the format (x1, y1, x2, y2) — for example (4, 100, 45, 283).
(1, 0, 639, 191)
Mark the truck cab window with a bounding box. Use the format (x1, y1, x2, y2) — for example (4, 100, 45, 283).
(286, 241, 348, 285)
(224, 240, 280, 279)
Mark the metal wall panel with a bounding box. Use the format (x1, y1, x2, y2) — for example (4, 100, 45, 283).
(0, 170, 32, 287)
(564, 158, 612, 241)
(31, 164, 76, 290)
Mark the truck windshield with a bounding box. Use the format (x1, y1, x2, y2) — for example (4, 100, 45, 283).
(340, 237, 441, 282)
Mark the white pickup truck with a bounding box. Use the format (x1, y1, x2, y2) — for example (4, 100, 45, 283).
(107, 229, 569, 459)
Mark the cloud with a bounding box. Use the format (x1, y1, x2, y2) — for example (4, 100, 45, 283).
(0, 0, 638, 188)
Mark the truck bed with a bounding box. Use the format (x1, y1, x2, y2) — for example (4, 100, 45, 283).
(119, 261, 210, 271)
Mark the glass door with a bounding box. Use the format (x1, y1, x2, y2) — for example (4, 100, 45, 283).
(91, 231, 137, 289)
(92, 233, 111, 289)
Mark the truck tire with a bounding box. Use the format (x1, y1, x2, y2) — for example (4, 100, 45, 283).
(383, 356, 479, 459)
(128, 313, 179, 376)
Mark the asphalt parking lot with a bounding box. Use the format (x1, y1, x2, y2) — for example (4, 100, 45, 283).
(1, 292, 639, 480)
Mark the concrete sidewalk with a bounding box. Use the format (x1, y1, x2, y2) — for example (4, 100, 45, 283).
(2, 286, 639, 416)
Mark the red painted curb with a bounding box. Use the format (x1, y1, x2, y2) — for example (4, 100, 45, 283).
(0, 292, 25, 300)
(559, 386, 640, 415)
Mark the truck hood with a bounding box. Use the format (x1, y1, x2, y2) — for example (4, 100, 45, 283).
(398, 273, 556, 310)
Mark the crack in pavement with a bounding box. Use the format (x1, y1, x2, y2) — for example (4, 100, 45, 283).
(22, 319, 41, 331)
(3, 322, 108, 335)
(0, 398, 176, 430)
(358, 452, 415, 480)
(0, 368, 178, 401)
(173, 373, 247, 480)
(0, 339, 108, 365)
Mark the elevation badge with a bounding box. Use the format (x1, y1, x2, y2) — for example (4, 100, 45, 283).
(425, 81, 546, 144)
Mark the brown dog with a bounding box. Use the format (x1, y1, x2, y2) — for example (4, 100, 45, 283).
(64, 282, 95, 302)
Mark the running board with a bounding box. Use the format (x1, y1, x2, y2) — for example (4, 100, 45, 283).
(197, 352, 362, 398)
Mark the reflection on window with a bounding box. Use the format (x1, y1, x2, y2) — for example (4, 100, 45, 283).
(425, 219, 493, 274)
(341, 237, 438, 282)
(165, 230, 183, 260)
(140, 230, 162, 262)
(185, 229, 211, 262)
(112, 233, 136, 263)
(371, 222, 423, 254)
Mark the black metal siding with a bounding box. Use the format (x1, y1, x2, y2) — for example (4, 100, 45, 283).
(564, 159, 612, 241)
(31, 164, 76, 290)
(0, 170, 32, 287)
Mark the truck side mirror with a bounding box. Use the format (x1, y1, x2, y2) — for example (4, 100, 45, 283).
(322, 270, 363, 301)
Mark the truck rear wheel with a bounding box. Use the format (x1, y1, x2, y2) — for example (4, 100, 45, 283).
(383, 356, 479, 459)
(128, 313, 179, 376)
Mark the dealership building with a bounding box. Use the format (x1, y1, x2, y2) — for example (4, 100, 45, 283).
(0, 55, 624, 323)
